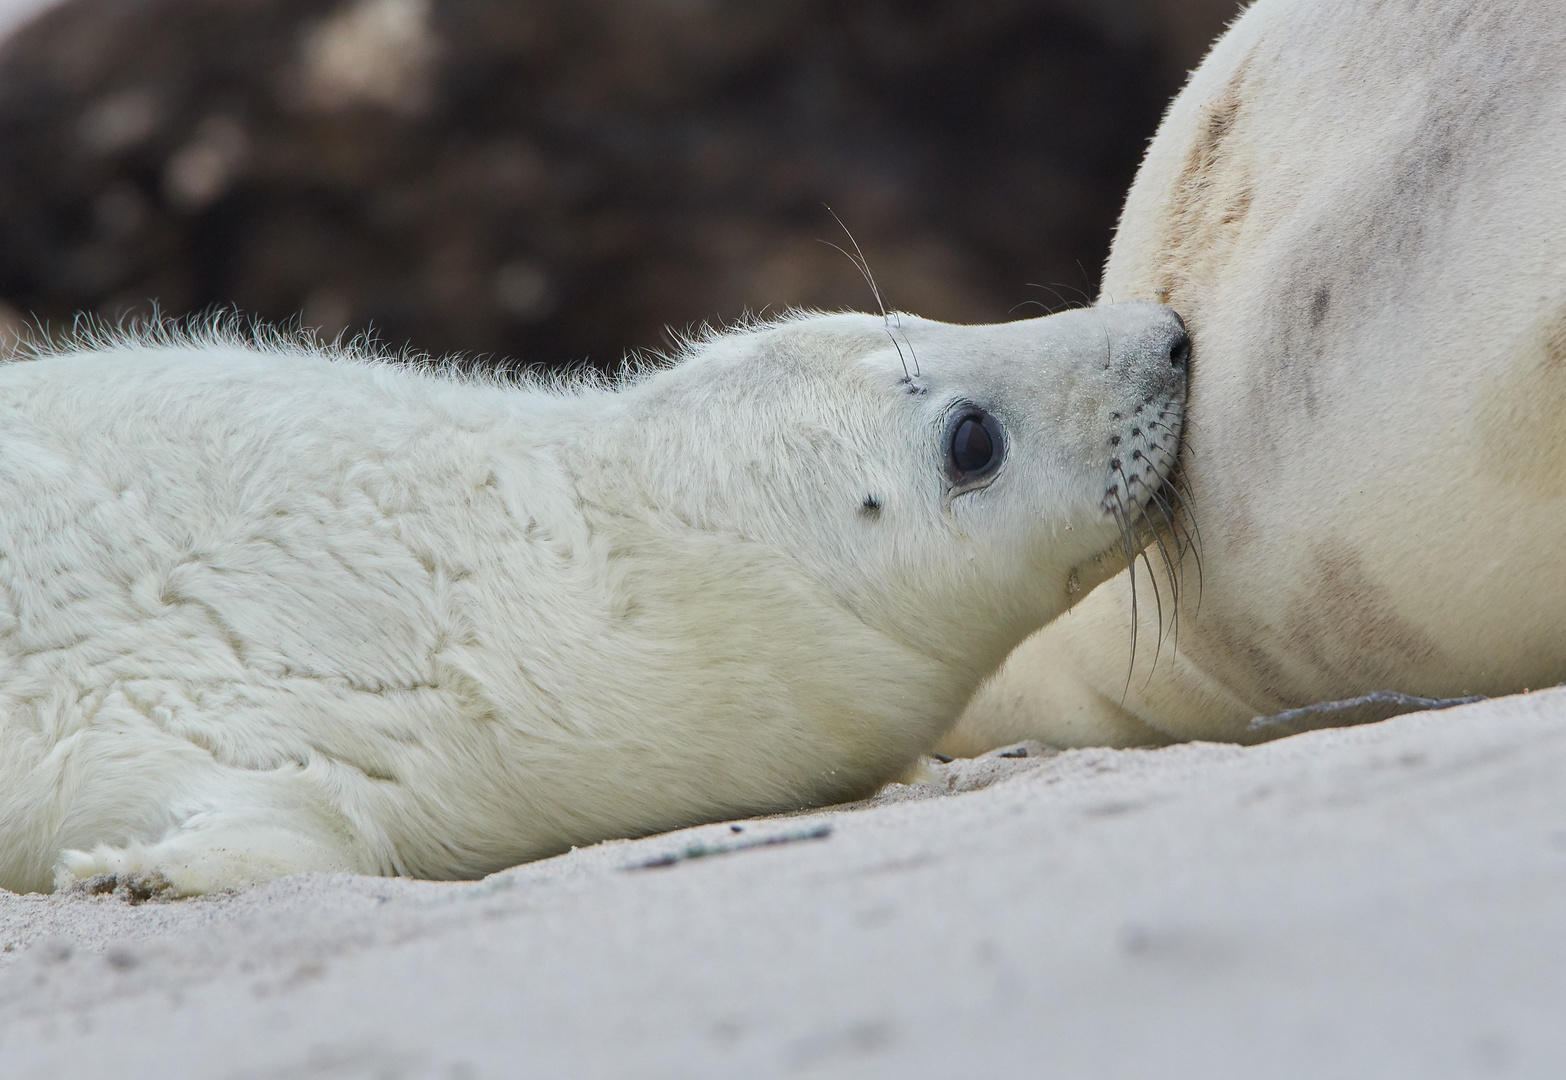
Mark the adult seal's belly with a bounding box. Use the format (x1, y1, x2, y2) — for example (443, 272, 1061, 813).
(943, 0, 1566, 753)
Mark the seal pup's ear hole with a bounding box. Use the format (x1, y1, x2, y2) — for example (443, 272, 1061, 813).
(860, 496, 883, 519)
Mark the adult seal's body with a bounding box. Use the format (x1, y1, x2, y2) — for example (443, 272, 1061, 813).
(0, 305, 1187, 894)
(943, 0, 1566, 754)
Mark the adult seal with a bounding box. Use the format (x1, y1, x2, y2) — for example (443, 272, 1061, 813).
(942, 0, 1566, 754)
(0, 304, 1187, 894)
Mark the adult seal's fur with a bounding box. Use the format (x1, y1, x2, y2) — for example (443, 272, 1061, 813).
(943, 0, 1566, 754)
(0, 305, 1187, 894)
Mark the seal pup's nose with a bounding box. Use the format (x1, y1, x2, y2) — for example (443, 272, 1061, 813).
(1091, 301, 1192, 402)
(1166, 325, 1191, 371)
(1137, 306, 1191, 372)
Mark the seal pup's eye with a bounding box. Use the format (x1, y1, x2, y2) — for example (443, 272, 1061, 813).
(953, 416, 993, 472)
(945, 408, 1006, 487)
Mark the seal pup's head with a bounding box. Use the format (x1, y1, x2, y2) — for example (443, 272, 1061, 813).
(561, 301, 1187, 802)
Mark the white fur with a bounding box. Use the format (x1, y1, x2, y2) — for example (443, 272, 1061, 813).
(945, 0, 1566, 752)
(0, 305, 1185, 893)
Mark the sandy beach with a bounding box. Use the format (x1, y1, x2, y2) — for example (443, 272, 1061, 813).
(3, 689, 1564, 1077)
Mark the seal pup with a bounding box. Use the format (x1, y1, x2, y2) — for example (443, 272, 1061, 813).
(0, 304, 1188, 894)
(942, 0, 1566, 754)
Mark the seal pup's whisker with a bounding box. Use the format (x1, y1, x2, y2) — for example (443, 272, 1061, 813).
(1022, 283, 1073, 315)
(1118, 466, 1171, 675)
(1075, 260, 1098, 299)
(1140, 490, 1185, 629)
(1150, 484, 1203, 602)
(1024, 281, 1095, 312)
(819, 206, 920, 383)
(890, 310, 921, 380)
(1159, 457, 1206, 603)
(1108, 498, 1143, 701)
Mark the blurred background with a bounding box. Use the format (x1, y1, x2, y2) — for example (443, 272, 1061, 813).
(0, 0, 1242, 369)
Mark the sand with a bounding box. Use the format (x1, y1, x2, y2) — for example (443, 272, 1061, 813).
(3, 689, 1565, 1077)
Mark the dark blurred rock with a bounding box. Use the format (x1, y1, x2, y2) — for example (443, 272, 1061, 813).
(0, 0, 1241, 367)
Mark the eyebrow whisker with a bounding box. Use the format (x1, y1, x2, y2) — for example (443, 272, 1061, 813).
(820, 206, 920, 381)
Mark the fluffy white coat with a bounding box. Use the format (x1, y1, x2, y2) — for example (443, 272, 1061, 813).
(0, 305, 1186, 893)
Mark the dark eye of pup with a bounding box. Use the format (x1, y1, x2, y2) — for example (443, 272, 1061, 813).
(946, 409, 1004, 485)
(953, 416, 992, 471)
